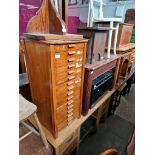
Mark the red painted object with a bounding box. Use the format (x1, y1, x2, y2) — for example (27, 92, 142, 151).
(19, 0, 79, 38)
(19, 0, 42, 38)
(68, 16, 80, 34)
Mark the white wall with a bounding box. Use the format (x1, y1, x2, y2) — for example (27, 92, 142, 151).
(68, 0, 135, 23)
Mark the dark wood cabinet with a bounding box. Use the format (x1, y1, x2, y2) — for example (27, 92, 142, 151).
(78, 27, 110, 64)
(82, 54, 120, 115)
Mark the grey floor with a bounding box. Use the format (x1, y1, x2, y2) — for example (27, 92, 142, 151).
(79, 85, 135, 155)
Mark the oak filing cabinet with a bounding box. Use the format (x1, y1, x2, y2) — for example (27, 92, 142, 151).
(23, 34, 87, 138)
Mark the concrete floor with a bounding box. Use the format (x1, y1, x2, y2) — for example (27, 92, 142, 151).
(79, 84, 135, 155)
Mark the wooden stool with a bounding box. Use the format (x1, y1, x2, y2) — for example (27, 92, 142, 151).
(100, 148, 118, 155)
(19, 94, 49, 149)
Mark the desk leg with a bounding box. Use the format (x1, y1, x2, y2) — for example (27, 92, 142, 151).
(95, 106, 102, 130)
(113, 58, 121, 87)
(76, 127, 80, 155)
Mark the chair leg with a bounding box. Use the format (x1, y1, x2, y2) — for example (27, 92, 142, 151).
(107, 21, 113, 59)
(33, 113, 49, 149)
(113, 23, 119, 55)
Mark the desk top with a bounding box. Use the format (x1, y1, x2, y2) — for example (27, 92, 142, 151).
(85, 54, 120, 71)
(106, 43, 135, 52)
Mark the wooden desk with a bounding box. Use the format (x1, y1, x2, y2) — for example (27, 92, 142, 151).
(29, 90, 115, 155)
(26, 66, 135, 155)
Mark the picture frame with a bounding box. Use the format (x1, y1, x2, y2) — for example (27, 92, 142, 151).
(68, 0, 77, 5)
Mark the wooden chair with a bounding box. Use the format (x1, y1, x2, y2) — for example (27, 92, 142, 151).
(87, 0, 124, 58)
(100, 148, 118, 155)
(19, 94, 49, 149)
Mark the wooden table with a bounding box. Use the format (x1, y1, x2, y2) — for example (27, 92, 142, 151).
(27, 69, 135, 155)
(29, 89, 115, 155)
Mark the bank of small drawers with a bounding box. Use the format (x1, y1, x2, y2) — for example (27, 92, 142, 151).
(53, 43, 85, 131)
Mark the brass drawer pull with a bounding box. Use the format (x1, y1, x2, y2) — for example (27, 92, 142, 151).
(67, 95, 74, 100)
(67, 91, 74, 96)
(68, 64, 75, 68)
(68, 104, 73, 109)
(67, 109, 73, 114)
(76, 69, 81, 73)
(76, 64, 82, 68)
(77, 50, 81, 55)
(67, 113, 73, 118)
(68, 76, 75, 80)
(68, 85, 74, 90)
(68, 58, 75, 62)
(67, 81, 74, 86)
(68, 70, 76, 74)
(67, 100, 74, 105)
(68, 51, 76, 55)
(68, 44, 76, 48)
(75, 79, 81, 83)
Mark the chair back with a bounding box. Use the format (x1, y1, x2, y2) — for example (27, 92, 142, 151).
(89, 0, 105, 19)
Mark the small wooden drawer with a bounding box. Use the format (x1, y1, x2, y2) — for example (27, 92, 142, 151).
(61, 137, 78, 155)
(55, 66, 83, 85)
(67, 43, 84, 50)
(57, 110, 80, 131)
(54, 45, 68, 52)
(56, 89, 81, 108)
(54, 55, 83, 67)
(58, 128, 79, 154)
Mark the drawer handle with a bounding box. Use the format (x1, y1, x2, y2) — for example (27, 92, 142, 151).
(68, 51, 76, 55)
(68, 76, 75, 80)
(76, 69, 81, 73)
(67, 109, 73, 114)
(77, 50, 81, 55)
(68, 104, 74, 109)
(67, 81, 74, 86)
(68, 113, 73, 118)
(76, 64, 82, 68)
(68, 64, 75, 68)
(67, 100, 74, 105)
(68, 85, 74, 90)
(68, 95, 74, 100)
(75, 79, 81, 83)
(68, 44, 76, 48)
(68, 91, 74, 96)
(68, 70, 76, 74)
(68, 58, 75, 62)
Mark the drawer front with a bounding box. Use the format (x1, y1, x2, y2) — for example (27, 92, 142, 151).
(55, 67, 82, 85)
(52, 43, 85, 132)
(56, 99, 81, 125)
(58, 128, 79, 154)
(61, 137, 78, 155)
(57, 111, 80, 131)
(56, 75, 82, 108)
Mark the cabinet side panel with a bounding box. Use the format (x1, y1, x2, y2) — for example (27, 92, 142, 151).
(24, 40, 53, 133)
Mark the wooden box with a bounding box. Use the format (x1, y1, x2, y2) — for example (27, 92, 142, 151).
(106, 23, 133, 49)
(23, 34, 87, 138)
(78, 27, 109, 64)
